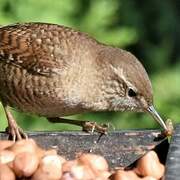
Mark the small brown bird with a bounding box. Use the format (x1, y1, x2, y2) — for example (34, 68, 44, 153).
(0, 22, 167, 140)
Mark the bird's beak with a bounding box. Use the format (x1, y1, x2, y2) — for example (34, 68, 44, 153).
(147, 105, 167, 131)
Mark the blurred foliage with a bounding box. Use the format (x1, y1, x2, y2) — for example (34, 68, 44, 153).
(0, 0, 180, 131)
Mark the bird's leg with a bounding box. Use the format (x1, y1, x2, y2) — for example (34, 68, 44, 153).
(3, 106, 27, 141)
(47, 117, 109, 134)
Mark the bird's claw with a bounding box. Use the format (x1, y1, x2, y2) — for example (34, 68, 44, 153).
(6, 125, 28, 141)
(82, 121, 109, 134)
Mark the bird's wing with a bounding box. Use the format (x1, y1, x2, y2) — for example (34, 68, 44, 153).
(0, 23, 69, 76)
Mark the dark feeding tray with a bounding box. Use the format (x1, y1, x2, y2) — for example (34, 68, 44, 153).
(0, 129, 167, 167)
(0, 125, 179, 180)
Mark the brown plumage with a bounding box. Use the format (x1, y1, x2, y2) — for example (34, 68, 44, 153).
(0, 22, 167, 140)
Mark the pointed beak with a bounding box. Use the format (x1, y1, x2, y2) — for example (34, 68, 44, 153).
(147, 105, 167, 131)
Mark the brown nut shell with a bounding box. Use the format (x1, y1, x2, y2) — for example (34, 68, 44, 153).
(134, 150, 165, 179)
(78, 153, 109, 174)
(0, 150, 15, 164)
(110, 170, 140, 180)
(13, 152, 39, 177)
(0, 164, 16, 180)
(0, 140, 15, 151)
(32, 154, 65, 180)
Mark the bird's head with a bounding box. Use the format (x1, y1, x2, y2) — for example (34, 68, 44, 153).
(96, 47, 167, 130)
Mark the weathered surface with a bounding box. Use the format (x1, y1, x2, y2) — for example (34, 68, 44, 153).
(165, 125, 180, 180)
(0, 130, 165, 168)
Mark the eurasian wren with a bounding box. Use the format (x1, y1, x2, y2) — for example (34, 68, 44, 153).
(0, 23, 167, 140)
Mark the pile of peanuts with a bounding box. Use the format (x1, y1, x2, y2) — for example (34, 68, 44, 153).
(0, 139, 165, 180)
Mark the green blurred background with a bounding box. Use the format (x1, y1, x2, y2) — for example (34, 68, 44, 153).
(0, 0, 180, 131)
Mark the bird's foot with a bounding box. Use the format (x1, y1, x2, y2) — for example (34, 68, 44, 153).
(6, 124, 27, 141)
(82, 121, 109, 134)
(4, 106, 27, 141)
(48, 117, 110, 134)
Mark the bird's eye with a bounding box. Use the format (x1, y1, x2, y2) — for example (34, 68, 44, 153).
(128, 88, 137, 97)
